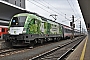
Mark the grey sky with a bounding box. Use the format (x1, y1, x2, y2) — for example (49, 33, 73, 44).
(26, 0, 86, 30)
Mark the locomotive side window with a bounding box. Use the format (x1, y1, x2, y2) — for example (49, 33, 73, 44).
(64, 28, 71, 33)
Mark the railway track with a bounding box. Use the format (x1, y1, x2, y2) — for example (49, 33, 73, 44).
(0, 48, 17, 57)
(30, 36, 86, 60)
(0, 47, 32, 58)
(0, 39, 71, 58)
(0, 37, 74, 58)
(0, 39, 68, 58)
(0, 39, 69, 58)
(0, 36, 86, 60)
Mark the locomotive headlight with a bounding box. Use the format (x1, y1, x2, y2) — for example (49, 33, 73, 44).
(22, 28, 26, 33)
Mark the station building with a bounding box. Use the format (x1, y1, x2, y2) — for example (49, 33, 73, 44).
(2, 0, 25, 8)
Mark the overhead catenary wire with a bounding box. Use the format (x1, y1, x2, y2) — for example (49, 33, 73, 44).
(32, 0, 64, 16)
(66, 0, 77, 17)
(48, 0, 81, 22)
(27, 0, 51, 14)
(30, 0, 71, 21)
(70, 0, 81, 18)
(74, 17, 81, 22)
(39, 0, 71, 22)
(39, 0, 65, 15)
(68, 0, 81, 22)
(27, 0, 64, 21)
(39, 0, 71, 21)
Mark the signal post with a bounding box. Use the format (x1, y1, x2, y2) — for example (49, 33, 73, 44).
(70, 15, 75, 39)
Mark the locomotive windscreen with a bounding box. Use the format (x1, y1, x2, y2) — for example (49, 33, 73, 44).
(11, 16, 27, 27)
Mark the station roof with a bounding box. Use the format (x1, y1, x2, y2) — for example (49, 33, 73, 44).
(77, 0, 90, 31)
(0, 1, 28, 20)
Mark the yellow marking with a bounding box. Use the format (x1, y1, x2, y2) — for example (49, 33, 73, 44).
(80, 36, 88, 60)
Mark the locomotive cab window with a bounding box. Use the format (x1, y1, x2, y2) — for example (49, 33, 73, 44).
(11, 16, 27, 27)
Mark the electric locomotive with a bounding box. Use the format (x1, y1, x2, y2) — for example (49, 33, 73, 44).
(3, 13, 63, 46)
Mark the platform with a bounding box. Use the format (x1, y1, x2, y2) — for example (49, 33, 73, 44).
(66, 34, 89, 60)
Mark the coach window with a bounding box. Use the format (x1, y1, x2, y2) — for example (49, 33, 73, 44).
(66, 29, 68, 32)
(2, 28, 5, 32)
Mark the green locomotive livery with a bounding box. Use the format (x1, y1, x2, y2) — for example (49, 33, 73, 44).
(3, 13, 63, 46)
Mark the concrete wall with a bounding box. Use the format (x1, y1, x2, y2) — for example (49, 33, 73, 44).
(3, 0, 25, 8)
